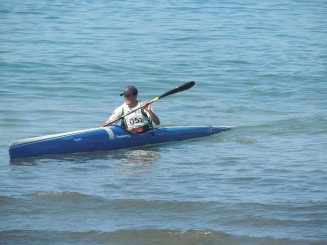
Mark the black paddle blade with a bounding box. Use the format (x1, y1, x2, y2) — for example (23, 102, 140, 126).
(158, 81, 195, 99)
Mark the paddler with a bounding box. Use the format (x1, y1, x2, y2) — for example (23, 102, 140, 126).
(99, 85, 160, 133)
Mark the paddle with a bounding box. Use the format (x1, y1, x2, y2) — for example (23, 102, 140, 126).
(107, 81, 195, 125)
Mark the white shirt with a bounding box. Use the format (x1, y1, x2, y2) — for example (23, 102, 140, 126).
(108, 102, 152, 130)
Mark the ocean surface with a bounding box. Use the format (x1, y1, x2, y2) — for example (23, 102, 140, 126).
(1, 0, 326, 244)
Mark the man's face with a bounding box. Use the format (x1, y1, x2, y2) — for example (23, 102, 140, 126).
(124, 93, 138, 106)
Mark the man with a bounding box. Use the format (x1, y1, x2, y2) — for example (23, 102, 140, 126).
(99, 85, 160, 133)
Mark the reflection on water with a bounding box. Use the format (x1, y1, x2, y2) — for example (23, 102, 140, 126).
(117, 149, 159, 164)
(113, 149, 160, 177)
(10, 147, 160, 166)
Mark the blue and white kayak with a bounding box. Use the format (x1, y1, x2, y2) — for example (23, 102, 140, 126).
(8, 125, 232, 159)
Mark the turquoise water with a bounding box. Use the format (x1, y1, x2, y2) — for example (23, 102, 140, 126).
(1, 1, 326, 244)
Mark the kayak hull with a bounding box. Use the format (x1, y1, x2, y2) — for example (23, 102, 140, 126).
(9, 125, 232, 159)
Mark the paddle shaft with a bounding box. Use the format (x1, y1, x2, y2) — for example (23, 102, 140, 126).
(107, 81, 195, 125)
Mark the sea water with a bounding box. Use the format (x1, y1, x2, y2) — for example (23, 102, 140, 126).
(1, 1, 326, 244)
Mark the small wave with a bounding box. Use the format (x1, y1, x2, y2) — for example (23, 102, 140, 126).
(235, 137, 258, 145)
(30, 191, 94, 201)
(261, 116, 326, 132)
(0, 229, 313, 245)
(0, 195, 16, 204)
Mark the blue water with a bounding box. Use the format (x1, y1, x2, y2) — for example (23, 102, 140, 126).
(1, 0, 326, 244)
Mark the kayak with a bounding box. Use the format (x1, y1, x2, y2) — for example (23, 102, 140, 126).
(8, 125, 232, 159)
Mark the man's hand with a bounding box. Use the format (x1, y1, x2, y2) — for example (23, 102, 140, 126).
(98, 120, 111, 128)
(143, 101, 152, 112)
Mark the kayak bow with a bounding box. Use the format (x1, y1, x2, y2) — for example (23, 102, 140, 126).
(8, 125, 232, 159)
